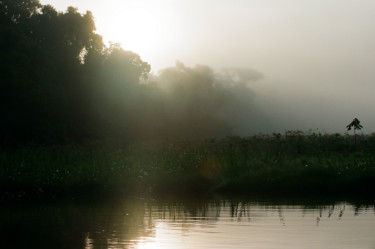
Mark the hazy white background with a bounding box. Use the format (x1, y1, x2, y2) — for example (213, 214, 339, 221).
(39, 0, 375, 134)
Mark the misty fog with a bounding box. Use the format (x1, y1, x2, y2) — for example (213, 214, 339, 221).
(146, 61, 374, 137)
(3, 0, 375, 144)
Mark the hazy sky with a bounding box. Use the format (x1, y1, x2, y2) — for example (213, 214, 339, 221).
(39, 0, 375, 133)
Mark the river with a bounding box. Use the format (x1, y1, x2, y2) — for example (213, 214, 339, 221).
(1, 198, 374, 248)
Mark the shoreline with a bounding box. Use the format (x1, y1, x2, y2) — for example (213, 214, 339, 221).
(1, 133, 375, 204)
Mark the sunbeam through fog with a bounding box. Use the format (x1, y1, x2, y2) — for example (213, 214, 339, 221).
(37, 0, 375, 135)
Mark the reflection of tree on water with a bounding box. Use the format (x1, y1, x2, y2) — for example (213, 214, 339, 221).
(328, 205, 334, 217)
(85, 199, 222, 248)
(229, 201, 251, 221)
(1, 200, 374, 249)
(85, 199, 151, 249)
(92, 201, 370, 248)
(278, 207, 286, 226)
(0, 204, 93, 249)
(137, 200, 373, 231)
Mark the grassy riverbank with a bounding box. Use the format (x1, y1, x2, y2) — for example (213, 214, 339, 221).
(1, 132, 375, 203)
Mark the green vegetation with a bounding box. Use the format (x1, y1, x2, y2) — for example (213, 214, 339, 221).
(1, 0, 152, 144)
(1, 132, 375, 202)
(0, 0, 263, 145)
(1, 1, 374, 203)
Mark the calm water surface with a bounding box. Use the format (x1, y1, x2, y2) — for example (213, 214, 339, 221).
(1, 198, 375, 249)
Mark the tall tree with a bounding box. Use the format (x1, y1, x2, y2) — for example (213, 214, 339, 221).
(1, 0, 152, 143)
(346, 118, 363, 145)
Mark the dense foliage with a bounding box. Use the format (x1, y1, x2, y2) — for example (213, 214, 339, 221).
(2, 1, 374, 203)
(1, 0, 267, 145)
(1, 0, 150, 144)
(1, 133, 374, 202)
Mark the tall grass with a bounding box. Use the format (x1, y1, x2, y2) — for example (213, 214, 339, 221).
(1, 132, 375, 202)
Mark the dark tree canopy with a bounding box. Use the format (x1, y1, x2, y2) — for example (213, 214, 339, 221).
(1, 0, 265, 145)
(0, 0, 41, 23)
(0, 0, 151, 144)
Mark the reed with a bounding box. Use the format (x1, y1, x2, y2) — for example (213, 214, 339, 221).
(1, 132, 374, 202)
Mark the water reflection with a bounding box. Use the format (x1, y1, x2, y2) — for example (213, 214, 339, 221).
(1, 199, 374, 249)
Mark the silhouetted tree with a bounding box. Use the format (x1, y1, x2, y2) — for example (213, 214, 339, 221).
(346, 118, 363, 145)
(1, 0, 266, 144)
(0, 0, 41, 23)
(0, 0, 150, 144)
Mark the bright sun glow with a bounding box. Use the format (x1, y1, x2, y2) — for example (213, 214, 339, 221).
(39, 0, 187, 71)
(134, 222, 182, 249)
(96, 1, 173, 69)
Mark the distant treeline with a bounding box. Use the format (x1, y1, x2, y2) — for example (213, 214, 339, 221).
(1, 0, 266, 145)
